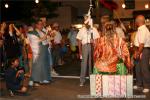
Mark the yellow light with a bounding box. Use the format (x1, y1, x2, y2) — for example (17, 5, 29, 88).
(35, 0, 39, 4)
(145, 4, 149, 9)
(5, 3, 9, 8)
(122, 4, 126, 9)
(74, 24, 83, 29)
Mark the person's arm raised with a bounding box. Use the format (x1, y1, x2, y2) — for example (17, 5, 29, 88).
(38, 35, 47, 42)
(13, 24, 21, 36)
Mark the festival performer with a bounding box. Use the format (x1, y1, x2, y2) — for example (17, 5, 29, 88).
(93, 22, 132, 74)
(28, 19, 50, 86)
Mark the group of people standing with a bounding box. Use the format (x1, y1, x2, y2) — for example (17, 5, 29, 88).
(0, 14, 150, 96)
(0, 17, 64, 95)
(77, 14, 150, 93)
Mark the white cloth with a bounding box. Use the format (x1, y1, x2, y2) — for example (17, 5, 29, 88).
(42, 28, 48, 34)
(134, 25, 150, 47)
(116, 27, 125, 39)
(54, 31, 62, 44)
(27, 34, 40, 62)
(76, 27, 100, 45)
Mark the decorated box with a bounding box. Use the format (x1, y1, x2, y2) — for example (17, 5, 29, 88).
(90, 74, 133, 98)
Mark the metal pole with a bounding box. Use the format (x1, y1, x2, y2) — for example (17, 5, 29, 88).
(89, 0, 94, 74)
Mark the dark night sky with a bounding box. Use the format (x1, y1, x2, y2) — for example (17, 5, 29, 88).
(1, 0, 37, 21)
(0, 0, 59, 22)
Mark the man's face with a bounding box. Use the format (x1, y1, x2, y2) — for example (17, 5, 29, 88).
(135, 15, 145, 27)
(135, 18, 140, 27)
(23, 25, 28, 33)
(71, 27, 76, 31)
(2, 22, 6, 29)
(12, 59, 19, 67)
(85, 24, 90, 29)
(105, 24, 113, 30)
(36, 21, 43, 30)
(54, 25, 59, 31)
(41, 17, 47, 26)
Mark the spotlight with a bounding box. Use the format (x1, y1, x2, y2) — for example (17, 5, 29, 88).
(145, 4, 149, 9)
(5, 3, 9, 8)
(35, 0, 39, 4)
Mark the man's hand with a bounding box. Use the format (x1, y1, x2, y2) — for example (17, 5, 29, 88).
(12, 24, 15, 28)
(134, 43, 144, 59)
(79, 52, 82, 59)
(16, 70, 24, 78)
(43, 35, 47, 40)
(39, 35, 47, 42)
(77, 39, 82, 59)
(24, 72, 31, 78)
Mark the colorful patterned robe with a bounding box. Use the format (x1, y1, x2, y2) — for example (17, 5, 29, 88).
(94, 34, 131, 73)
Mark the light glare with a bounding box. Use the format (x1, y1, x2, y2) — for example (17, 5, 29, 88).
(5, 3, 9, 8)
(145, 4, 149, 9)
(122, 4, 126, 9)
(35, 0, 39, 4)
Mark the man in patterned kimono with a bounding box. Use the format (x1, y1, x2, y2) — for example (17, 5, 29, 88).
(28, 19, 50, 86)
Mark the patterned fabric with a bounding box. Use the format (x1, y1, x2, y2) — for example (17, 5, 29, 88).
(120, 75, 127, 96)
(90, 74, 133, 97)
(102, 75, 127, 97)
(28, 30, 50, 82)
(114, 76, 121, 97)
(94, 34, 131, 73)
(108, 75, 115, 96)
(96, 75, 102, 96)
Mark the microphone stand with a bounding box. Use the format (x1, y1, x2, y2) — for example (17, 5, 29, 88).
(89, 0, 94, 74)
(90, 31, 94, 74)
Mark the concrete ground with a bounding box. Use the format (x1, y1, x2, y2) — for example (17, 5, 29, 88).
(0, 78, 92, 100)
(0, 56, 150, 100)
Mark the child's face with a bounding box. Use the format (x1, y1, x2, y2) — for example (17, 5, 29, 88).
(12, 59, 19, 67)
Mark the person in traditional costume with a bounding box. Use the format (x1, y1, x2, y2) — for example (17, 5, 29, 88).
(28, 19, 50, 86)
(93, 22, 132, 74)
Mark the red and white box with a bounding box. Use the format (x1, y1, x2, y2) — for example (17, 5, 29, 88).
(90, 74, 133, 98)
